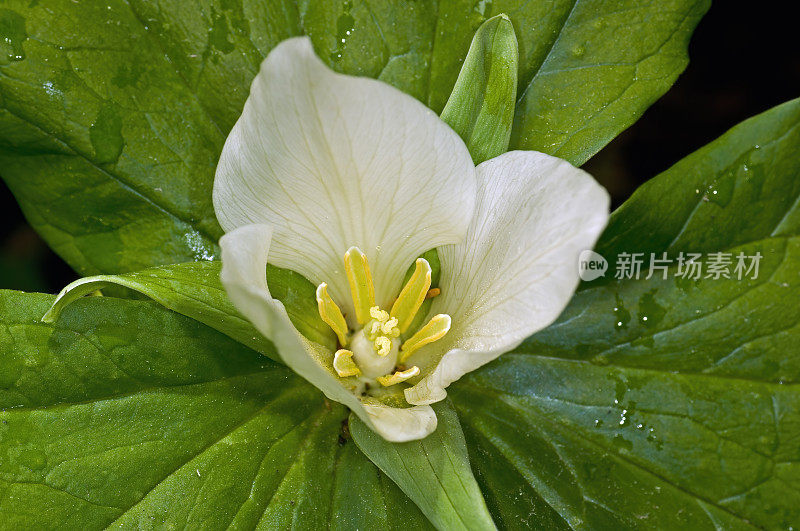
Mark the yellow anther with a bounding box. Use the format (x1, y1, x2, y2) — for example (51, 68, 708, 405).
(333, 349, 361, 378)
(381, 316, 399, 335)
(345, 247, 375, 324)
(369, 306, 389, 322)
(316, 283, 349, 346)
(399, 314, 451, 362)
(426, 288, 441, 299)
(377, 366, 420, 387)
(374, 336, 392, 357)
(390, 258, 432, 333)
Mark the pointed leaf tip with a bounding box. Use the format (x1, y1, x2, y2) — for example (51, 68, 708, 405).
(350, 400, 496, 530)
(440, 14, 519, 164)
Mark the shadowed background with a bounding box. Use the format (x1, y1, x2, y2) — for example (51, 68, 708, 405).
(1, 4, 798, 292)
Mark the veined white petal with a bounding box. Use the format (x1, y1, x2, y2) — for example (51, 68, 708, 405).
(214, 37, 476, 318)
(220, 223, 436, 441)
(405, 151, 610, 405)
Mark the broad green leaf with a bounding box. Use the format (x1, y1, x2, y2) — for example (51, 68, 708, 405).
(537, 98, 800, 381)
(452, 356, 793, 530)
(451, 99, 800, 528)
(0, 290, 432, 529)
(595, 97, 800, 261)
(0, 1, 227, 274)
(508, 0, 710, 165)
(440, 14, 517, 164)
(350, 400, 496, 531)
(41, 261, 336, 357)
(0, 0, 707, 276)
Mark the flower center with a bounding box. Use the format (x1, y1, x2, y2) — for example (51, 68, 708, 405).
(315, 247, 451, 392)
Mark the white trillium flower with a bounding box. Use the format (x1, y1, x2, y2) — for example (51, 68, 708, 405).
(214, 37, 610, 442)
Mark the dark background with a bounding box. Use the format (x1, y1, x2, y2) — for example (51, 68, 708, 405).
(2, 4, 798, 293)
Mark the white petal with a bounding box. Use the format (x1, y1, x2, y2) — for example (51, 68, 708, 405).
(405, 151, 610, 405)
(220, 224, 436, 441)
(214, 37, 476, 316)
(362, 402, 438, 443)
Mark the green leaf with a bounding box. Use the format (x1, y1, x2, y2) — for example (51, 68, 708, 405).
(452, 357, 793, 530)
(440, 14, 517, 165)
(350, 400, 496, 531)
(0, 0, 707, 275)
(0, 2, 227, 275)
(41, 261, 337, 358)
(596, 97, 800, 261)
(542, 98, 800, 380)
(451, 99, 800, 528)
(0, 289, 431, 529)
(508, 0, 710, 165)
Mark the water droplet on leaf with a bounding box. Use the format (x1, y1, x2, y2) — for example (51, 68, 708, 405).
(0, 9, 28, 62)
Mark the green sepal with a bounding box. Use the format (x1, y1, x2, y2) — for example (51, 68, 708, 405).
(41, 261, 337, 359)
(350, 400, 496, 530)
(440, 14, 519, 164)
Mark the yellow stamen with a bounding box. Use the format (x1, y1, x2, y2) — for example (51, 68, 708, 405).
(377, 366, 420, 387)
(381, 316, 399, 335)
(333, 349, 361, 377)
(344, 247, 375, 324)
(316, 283, 348, 346)
(399, 314, 451, 362)
(390, 258, 432, 333)
(426, 288, 441, 299)
(369, 306, 389, 322)
(374, 336, 392, 357)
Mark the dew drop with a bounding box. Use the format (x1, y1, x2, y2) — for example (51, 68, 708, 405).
(0, 8, 28, 62)
(613, 294, 631, 330)
(330, 0, 355, 63)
